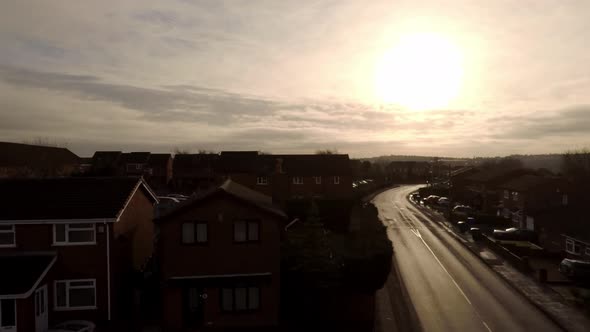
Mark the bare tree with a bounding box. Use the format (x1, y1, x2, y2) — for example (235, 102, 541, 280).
(315, 149, 339, 155)
(173, 147, 191, 155)
(23, 137, 68, 148)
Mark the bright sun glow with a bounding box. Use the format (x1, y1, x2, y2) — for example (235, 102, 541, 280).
(374, 33, 464, 110)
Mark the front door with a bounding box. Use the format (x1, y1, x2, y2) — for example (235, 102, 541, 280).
(182, 287, 205, 328)
(0, 299, 17, 332)
(34, 285, 48, 332)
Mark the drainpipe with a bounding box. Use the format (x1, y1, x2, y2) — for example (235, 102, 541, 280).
(105, 222, 112, 321)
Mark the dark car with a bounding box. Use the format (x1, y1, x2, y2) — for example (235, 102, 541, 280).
(559, 259, 590, 281)
(492, 227, 537, 242)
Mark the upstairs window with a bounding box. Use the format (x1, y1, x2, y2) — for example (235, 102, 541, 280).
(562, 194, 569, 206)
(234, 220, 260, 242)
(0, 225, 15, 247)
(334, 176, 340, 184)
(314, 176, 322, 184)
(182, 222, 208, 244)
(256, 176, 268, 185)
(565, 239, 581, 255)
(292, 177, 304, 185)
(503, 190, 509, 199)
(512, 192, 519, 201)
(0, 299, 16, 329)
(53, 224, 96, 246)
(54, 279, 96, 310)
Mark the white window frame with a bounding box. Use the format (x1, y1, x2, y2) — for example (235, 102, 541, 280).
(256, 176, 268, 185)
(292, 177, 304, 185)
(53, 224, 96, 246)
(565, 239, 581, 255)
(0, 299, 16, 329)
(54, 279, 97, 311)
(314, 176, 322, 185)
(333, 176, 340, 184)
(181, 221, 208, 244)
(512, 191, 519, 201)
(503, 190, 509, 199)
(562, 194, 569, 206)
(0, 224, 16, 248)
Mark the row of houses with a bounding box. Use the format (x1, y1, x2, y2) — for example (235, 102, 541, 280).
(0, 142, 357, 331)
(451, 167, 590, 260)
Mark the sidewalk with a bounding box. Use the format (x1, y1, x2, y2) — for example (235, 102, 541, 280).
(417, 204, 590, 332)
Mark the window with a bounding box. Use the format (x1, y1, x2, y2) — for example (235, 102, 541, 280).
(565, 239, 582, 255)
(220, 286, 260, 312)
(53, 224, 95, 245)
(512, 192, 519, 201)
(54, 280, 96, 310)
(0, 225, 15, 247)
(234, 220, 260, 242)
(182, 222, 208, 244)
(256, 176, 268, 185)
(126, 163, 143, 172)
(314, 176, 322, 184)
(333, 176, 340, 184)
(0, 299, 16, 329)
(562, 194, 568, 206)
(586, 247, 590, 257)
(292, 177, 304, 185)
(504, 190, 509, 199)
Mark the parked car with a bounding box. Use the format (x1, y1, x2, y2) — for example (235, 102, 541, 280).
(438, 197, 451, 206)
(453, 205, 473, 216)
(48, 321, 95, 332)
(424, 195, 441, 205)
(559, 259, 590, 281)
(492, 227, 536, 242)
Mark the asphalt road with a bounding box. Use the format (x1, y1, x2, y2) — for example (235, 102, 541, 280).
(373, 185, 562, 332)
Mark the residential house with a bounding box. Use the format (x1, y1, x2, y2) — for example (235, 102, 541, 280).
(156, 180, 286, 330)
(144, 154, 173, 193)
(0, 142, 80, 178)
(498, 175, 571, 229)
(462, 168, 536, 213)
(119, 152, 151, 176)
(0, 177, 158, 332)
(89, 151, 122, 175)
(385, 161, 431, 182)
(172, 153, 220, 194)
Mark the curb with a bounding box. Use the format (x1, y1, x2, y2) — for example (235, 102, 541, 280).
(408, 196, 570, 332)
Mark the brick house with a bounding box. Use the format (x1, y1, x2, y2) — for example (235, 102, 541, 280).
(498, 175, 571, 229)
(0, 142, 80, 178)
(0, 177, 158, 332)
(172, 153, 220, 194)
(144, 154, 173, 193)
(385, 161, 431, 182)
(156, 180, 287, 330)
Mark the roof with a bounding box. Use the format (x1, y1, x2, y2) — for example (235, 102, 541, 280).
(120, 152, 151, 164)
(0, 252, 56, 298)
(217, 152, 274, 174)
(173, 154, 219, 171)
(91, 151, 122, 168)
(0, 141, 79, 168)
(275, 154, 351, 176)
(499, 175, 568, 192)
(147, 153, 171, 168)
(0, 177, 157, 222)
(157, 179, 287, 221)
(465, 168, 535, 184)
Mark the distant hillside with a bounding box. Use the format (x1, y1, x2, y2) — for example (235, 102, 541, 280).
(358, 154, 565, 173)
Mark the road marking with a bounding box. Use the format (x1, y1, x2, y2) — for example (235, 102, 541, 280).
(483, 321, 492, 332)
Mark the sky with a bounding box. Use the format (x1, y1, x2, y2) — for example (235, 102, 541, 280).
(1, 0, 590, 157)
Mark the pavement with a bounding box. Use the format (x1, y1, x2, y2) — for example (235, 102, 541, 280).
(373, 185, 565, 332)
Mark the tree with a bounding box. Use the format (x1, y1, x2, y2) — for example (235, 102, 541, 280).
(315, 149, 339, 155)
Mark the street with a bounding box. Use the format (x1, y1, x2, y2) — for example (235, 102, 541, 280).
(373, 185, 563, 332)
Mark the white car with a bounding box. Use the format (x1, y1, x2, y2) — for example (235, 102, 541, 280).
(48, 321, 95, 332)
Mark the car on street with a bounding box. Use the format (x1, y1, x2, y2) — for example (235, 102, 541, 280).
(492, 227, 537, 242)
(437, 197, 450, 206)
(48, 321, 95, 332)
(559, 259, 590, 282)
(424, 195, 441, 205)
(452, 205, 473, 216)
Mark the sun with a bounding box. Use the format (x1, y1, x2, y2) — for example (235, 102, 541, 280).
(374, 33, 464, 110)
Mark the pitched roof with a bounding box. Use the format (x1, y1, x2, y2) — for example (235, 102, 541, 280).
(91, 151, 122, 168)
(147, 153, 172, 167)
(0, 141, 79, 168)
(0, 177, 157, 222)
(0, 252, 56, 298)
(120, 152, 151, 164)
(499, 175, 569, 192)
(275, 154, 351, 176)
(157, 179, 286, 221)
(465, 168, 534, 184)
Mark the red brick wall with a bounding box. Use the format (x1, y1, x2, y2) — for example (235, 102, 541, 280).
(158, 193, 282, 328)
